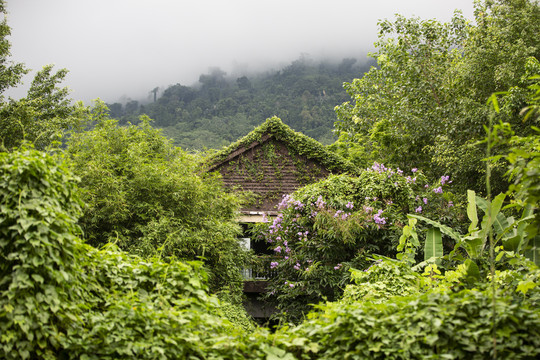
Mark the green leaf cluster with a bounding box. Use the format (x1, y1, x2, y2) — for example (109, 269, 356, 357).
(66, 107, 247, 294)
(334, 0, 540, 195)
(282, 287, 540, 359)
(0, 147, 275, 360)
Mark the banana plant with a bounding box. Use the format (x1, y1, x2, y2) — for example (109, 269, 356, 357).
(408, 190, 539, 267)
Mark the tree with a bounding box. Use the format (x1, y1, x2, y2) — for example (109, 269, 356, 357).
(65, 103, 248, 294)
(334, 0, 540, 194)
(0, 1, 85, 150)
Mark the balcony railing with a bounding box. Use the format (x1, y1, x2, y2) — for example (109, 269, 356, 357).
(242, 255, 279, 280)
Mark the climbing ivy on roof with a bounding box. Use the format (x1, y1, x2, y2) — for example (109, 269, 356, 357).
(205, 116, 358, 174)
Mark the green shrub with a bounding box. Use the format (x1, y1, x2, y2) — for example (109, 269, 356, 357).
(0, 147, 280, 359)
(282, 287, 540, 359)
(66, 108, 247, 294)
(254, 163, 460, 323)
(342, 257, 423, 303)
(0, 147, 87, 359)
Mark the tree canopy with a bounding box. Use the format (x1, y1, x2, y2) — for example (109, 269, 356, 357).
(333, 0, 540, 194)
(66, 103, 248, 294)
(0, 1, 85, 151)
(107, 57, 374, 150)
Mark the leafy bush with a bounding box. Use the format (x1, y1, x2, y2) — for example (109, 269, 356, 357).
(66, 106, 247, 294)
(254, 163, 459, 323)
(281, 287, 540, 359)
(0, 147, 277, 359)
(341, 257, 423, 303)
(0, 147, 87, 359)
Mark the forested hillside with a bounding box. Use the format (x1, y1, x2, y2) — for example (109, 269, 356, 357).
(106, 56, 374, 149)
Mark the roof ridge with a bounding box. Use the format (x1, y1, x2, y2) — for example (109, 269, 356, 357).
(204, 116, 358, 174)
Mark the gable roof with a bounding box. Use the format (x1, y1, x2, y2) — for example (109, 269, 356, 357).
(204, 117, 358, 215)
(206, 116, 357, 173)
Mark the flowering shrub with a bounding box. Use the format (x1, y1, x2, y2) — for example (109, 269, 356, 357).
(254, 162, 461, 323)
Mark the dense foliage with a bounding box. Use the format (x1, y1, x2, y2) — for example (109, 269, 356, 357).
(0, 147, 268, 359)
(1, 0, 539, 358)
(0, 1, 85, 151)
(333, 0, 540, 194)
(254, 163, 459, 323)
(107, 56, 375, 150)
(65, 105, 248, 294)
(281, 285, 540, 359)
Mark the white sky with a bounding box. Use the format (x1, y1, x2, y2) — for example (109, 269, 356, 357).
(5, 0, 475, 104)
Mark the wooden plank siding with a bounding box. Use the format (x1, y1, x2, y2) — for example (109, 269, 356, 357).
(212, 139, 330, 212)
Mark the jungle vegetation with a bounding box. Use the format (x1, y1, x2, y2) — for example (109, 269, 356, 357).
(1, 0, 539, 359)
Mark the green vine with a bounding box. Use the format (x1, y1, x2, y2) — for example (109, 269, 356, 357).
(205, 117, 359, 208)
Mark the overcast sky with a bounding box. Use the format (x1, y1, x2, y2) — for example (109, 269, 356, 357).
(5, 0, 475, 104)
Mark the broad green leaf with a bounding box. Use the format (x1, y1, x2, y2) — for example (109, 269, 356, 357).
(459, 234, 484, 258)
(516, 279, 536, 295)
(466, 190, 478, 233)
(407, 214, 461, 241)
(476, 194, 507, 235)
(424, 228, 443, 261)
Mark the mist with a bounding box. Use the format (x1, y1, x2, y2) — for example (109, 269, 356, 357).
(5, 0, 475, 104)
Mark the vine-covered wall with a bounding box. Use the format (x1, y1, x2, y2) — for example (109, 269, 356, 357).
(206, 117, 358, 212)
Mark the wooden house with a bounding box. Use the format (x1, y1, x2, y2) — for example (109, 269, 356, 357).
(205, 116, 357, 321)
(205, 116, 357, 221)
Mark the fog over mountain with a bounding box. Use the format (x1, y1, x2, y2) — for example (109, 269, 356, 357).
(6, 0, 474, 104)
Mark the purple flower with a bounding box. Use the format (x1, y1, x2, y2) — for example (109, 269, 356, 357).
(289, 283, 295, 288)
(278, 195, 291, 210)
(315, 196, 326, 209)
(433, 186, 443, 194)
(448, 201, 454, 207)
(274, 246, 282, 253)
(334, 263, 342, 270)
(270, 261, 279, 269)
(441, 175, 451, 185)
(412, 168, 418, 173)
(346, 201, 354, 209)
(294, 263, 301, 270)
(415, 206, 422, 213)
(373, 210, 387, 225)
(423, 198, 428, 205)
(397, 168, 403, 175)
(425, 184, 429, 188)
